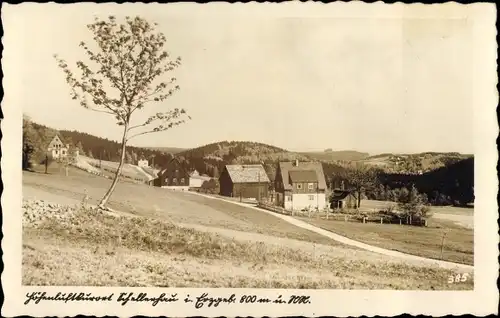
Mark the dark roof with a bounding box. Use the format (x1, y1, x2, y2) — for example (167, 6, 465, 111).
(331, 190, 354, 201)
(278, 161, 327, 190)
(288, 170, 318, 183)
(158, 157, 190, 177)
(225, 164, 270, 183)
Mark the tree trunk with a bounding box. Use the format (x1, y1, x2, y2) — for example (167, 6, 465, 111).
(357, 189, 362, 208)
(98, 123, 128, 210)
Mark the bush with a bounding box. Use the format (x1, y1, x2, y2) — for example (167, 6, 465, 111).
(397, 185, 430, 224)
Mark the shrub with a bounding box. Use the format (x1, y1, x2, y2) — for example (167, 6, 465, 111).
(397, 184, 430, 224)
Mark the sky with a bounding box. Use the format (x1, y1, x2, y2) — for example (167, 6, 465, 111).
(4, 3, 476, 155)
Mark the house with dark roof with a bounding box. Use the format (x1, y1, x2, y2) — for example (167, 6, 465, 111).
(274, 160, 328, 211)
(330, 189, 357, 209)
(219, 164, 270, 200)
(153, 157, 191, 191)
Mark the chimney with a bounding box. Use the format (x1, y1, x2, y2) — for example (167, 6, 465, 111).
(295, 159, 299, 167)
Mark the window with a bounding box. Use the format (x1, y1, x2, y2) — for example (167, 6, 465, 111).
(62, 150, 66, 155)
(308, 183, 314, 190)
(55, 150, 59, 155)
(286, 195, 292, 202)
(296, 183, 302, 189)
(308, 195, 315, 200)
(173, 178, 177, 184)
(181, 178, 185, 184)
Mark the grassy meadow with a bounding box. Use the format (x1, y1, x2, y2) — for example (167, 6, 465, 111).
(23, 205, 473, 289)
(298, 199, 474, 265)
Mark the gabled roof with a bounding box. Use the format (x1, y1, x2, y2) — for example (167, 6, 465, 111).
(47, 134, 68, 150)
(288, 170, 318, 183)
(330, 190, 354, 201)
(278, 161, 327, 190)
(158, 157, 190, 177)
(225, 164, 270, 183)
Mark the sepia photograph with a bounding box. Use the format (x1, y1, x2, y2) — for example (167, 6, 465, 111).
(1, 2, 498, 317)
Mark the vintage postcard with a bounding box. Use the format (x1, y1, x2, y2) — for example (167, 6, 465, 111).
(1, 2, 498, 317)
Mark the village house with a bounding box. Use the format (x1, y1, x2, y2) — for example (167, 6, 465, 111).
(219, 164, 270, 200)
(137, 158, 149, 168)
(153, 157, 191, 191)
(189, 170, 212, 189)
(330, 189, 358, 210)
(274, 160, 328, 211)
(47, 135, 69, 159)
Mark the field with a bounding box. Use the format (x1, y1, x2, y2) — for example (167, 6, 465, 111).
(298, 200, 474, 265)
(23, 168, 341, 246)
(360, 199, 474, 229)
(22, 166, 473, 289)
(80, 156, 155, 182)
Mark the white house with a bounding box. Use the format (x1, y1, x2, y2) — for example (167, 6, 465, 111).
(47, 135, 69, 159)
(274, 160, 328, 211)
(138, 159, 149, 168)
(189, 170, 212, 188)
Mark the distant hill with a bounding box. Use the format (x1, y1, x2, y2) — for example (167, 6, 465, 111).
(301, 150, 369, 162)
(178, 141, 310, 164)
(175, 141, 313, 180)
(142, 147, 187, 154)
(359, 152, 472, 173)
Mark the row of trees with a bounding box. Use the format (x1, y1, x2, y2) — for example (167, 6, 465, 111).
(366, 184, 458, 206)
(329, 160, 473, 212)
(328, 164, 431, 222)
(379, 158, 474, 207)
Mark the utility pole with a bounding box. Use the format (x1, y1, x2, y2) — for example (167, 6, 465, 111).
(44, 154, 48, 174)
(440, 231, 448, 260)
(258, 170, 261, 203)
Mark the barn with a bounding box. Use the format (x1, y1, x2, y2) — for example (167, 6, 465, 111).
(219, 164, 270, 201)
(330, 190, 358, 209)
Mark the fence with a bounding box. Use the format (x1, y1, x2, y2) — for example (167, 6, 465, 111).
(257, 202, 289, 215)
(256, 202, 427, 226)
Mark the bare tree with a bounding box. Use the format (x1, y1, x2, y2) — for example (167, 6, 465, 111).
(55, 16, 190, 209)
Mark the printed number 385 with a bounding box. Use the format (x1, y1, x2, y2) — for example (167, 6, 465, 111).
(448, 273, 470, 283)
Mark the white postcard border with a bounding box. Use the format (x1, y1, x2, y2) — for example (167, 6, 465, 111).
(1, 2, 498, 317)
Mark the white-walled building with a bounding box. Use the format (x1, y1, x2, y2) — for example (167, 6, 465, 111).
(138, 159, 149, 168)
(47, 135, 69, 159)
(189, 170, 212, 188)
(274, 160, 328, 211)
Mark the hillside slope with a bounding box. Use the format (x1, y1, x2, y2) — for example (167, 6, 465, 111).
(25, 120, 176, 169)
(301, 150, 369, 162)
(178, 141, 310, 163)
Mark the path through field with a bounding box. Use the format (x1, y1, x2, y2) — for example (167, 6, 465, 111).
(189, 192, 473, 272)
